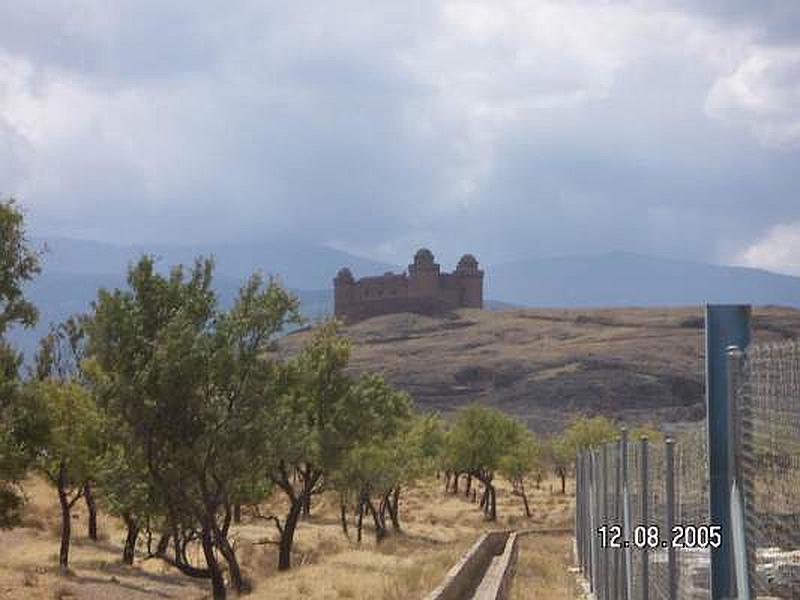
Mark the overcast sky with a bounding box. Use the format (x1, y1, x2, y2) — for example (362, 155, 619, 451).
(1, 1, 799, 273)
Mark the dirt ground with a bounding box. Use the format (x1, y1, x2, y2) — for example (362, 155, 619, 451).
(0, 475, 576, 599)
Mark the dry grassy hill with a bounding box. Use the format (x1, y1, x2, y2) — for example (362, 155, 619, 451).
(284, 306, 800, 432)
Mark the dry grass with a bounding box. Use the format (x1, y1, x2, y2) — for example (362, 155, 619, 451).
(0, 473, 578, 599)
(510, 534, 579, 600)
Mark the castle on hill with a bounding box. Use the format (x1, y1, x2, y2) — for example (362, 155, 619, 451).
(333, 248, 484, 321)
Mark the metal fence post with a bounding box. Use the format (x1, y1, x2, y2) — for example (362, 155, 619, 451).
(602, 443, 609, 600)
(613, 436, 622, 599)
(588, 452, 592, 580)
(705, 304, 751, 599)
(622, 427, 631, 600)
(727, 346, 752, 599)
(583, 451, 590, 580)
(576, 451, 583, 574)
(641, 436, 649, 600)
(665, 437, 677, 600)
(581, 451, 588, 578)
(589, 450, 597, 592)
(737, 349, 759, 596)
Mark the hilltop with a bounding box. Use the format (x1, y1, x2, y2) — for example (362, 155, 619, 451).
(283, 306, 800, 432)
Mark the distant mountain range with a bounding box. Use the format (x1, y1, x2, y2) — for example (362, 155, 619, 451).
(7, 239, 800, 360)
(486, 252, 800, 308)
(31, 237, 394, 290)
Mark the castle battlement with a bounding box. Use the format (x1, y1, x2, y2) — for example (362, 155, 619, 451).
(334, 248, 483, 321)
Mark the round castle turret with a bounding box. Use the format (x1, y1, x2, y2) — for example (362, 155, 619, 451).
(335, 267, 355, 283)
(455, 253, 483, 307)
(409, 248, 440, 296)
(456, 254, 479, 274)
(413, 248, 435, 268)
(333, 267, 355, 316)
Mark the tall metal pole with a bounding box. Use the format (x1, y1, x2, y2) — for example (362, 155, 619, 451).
(705, 304, 751, 599)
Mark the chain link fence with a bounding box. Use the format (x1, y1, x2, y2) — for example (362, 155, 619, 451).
(576, 427, 713, 600)
(576, 311, 800, 600)
(738, 340, 800, 599)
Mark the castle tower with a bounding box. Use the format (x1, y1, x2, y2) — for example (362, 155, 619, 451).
(408, 248, 440, 297)
(455, 254, 484, 308)
(333, 267, 355, 316)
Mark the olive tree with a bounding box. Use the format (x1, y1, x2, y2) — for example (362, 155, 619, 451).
(499, 422, 541, 517)
(85, 255, 299, 599)
(445, 404, 524, 521)
(23, 379, 102, 571)
(0, 198, 41, 528)
(548, 415, 619, 494)
(260, 323, 413, 567)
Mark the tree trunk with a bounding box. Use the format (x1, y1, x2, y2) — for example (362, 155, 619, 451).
(214, 525, 244, 594)
(122, 513, 139, 565)
(388, 487, 400, 531)
(366, 498, 386, 543)
(200, 523, 226, 600)
(443, 472, 451, 494)
(488, 485, 497, 521)
(520, 483, 531, 518)
(57, 462, 71, 572)
(84, 482, 98, 541)
(464, 474, 472, 498)
(340, 498, 349, 538)
(560, 471, 566, 495)
(356, 498, 364, 544)
(233, 504, 241, 524)
(278, 498, 303, 570)
(452, 472, 459, 495)
(156, 532, 171, 556)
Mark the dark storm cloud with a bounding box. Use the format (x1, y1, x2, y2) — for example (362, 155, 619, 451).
(652, 0, 800, 44)
(1, 1, 799, 273)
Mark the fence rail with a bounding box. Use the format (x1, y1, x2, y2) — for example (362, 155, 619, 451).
(576, 338, 800, 600)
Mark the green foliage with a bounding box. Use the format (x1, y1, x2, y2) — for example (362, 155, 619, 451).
(446, 404, 517, 475)
(545, 415, 620, 494)
(499, 422, 542, 483)
(85, 254, 301, 591)
(443, 404, 535, 519)
(24, 380, 102, 485)
(629, 423, 664, 442)
(0, 198, 41, 336)
(0, 198, 42, 527)
(562, 415, 619, 452)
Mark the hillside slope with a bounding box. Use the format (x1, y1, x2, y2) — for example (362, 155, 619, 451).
(283, 306, 800, 432)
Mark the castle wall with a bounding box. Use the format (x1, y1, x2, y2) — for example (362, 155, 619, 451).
(459, 276, 483, 308)
(334, 250, 483, 321)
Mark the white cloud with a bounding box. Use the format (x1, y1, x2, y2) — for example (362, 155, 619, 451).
(706, 46, 800, 147)
(738, 221, 800, 275)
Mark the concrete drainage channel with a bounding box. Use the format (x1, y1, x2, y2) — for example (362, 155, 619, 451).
(425, 528, 572, 600)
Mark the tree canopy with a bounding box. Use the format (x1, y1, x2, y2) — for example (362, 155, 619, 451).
(0, 198, 42, 527)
